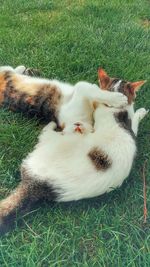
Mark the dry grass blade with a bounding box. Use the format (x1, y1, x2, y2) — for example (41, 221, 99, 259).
(142, 159, 148, 224)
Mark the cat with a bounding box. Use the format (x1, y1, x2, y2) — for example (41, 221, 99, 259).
(0, 65, 134, 128)
(0, 68, 148, 235)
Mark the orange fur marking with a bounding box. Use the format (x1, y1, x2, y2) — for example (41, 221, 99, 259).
(131, 81, 146, 92)
(0, 74, 7, 103)
(11, 74, 40, 96)
(98, 68, 111, 90)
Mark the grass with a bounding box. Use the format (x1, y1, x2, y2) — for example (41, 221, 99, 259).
(0, 0, 150, 266)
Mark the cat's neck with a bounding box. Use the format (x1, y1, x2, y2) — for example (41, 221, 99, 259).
(94, 104, 134, 130)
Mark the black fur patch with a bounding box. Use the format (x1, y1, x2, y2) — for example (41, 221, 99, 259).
(114, 111, 135, 139)
(88, 147, 112, 171)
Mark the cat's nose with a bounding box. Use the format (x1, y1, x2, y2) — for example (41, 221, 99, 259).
(74, 122, 82, 126)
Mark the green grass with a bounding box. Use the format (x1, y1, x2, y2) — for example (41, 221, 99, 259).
(0, 0, 150, 266)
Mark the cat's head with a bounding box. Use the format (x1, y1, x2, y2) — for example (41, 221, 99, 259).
(98, 68, 146, 104)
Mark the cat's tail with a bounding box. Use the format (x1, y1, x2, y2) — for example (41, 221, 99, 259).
(0, 181, 34, 236)
(0, 173, 57, 236)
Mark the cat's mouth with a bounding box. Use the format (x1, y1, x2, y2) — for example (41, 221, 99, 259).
(74, 126, 83, 134)
(74, 123, 84, 134)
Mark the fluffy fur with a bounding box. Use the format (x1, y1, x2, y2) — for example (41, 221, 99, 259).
(0, 67, 148, 235)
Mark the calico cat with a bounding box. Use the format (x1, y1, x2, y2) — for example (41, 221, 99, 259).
(0, 69, 148, 235)
(0, 65, 142, 126)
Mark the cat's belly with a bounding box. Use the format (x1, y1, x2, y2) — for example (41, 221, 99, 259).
(22, 134, 136, 202)
(23, 159, 113, 202)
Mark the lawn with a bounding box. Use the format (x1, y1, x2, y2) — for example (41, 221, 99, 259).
(0, 0, 150, 266)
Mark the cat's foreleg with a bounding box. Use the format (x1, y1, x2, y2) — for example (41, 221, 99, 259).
(96, 89, 128, 108)
(15, 65, 26, 74)
(74, 83, 128, 108)
(132, 108, 149, 136)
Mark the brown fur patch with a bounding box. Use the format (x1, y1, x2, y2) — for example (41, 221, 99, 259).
(118, 82, 135, 104)
(1, 71, 62, 122)
(88, 147, 112, 171)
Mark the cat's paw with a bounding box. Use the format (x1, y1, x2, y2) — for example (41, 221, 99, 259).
(107, 92, 128, 108)
(50, 121, 57, 130)
(15, 65, 26, 74)
(135, 108, 149, 121)
(43, 122, 57, 132)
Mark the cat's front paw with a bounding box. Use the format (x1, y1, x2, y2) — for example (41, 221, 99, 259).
(15, 65, 26, 74)
(135, 108, 149, 121)
(43, 121, 57, 132)
(108, 92, 128, 108)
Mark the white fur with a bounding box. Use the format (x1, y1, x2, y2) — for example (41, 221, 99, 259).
(22, 98, 148, 202)
(1, 66, 147, 202)
(113, 80, 122, 92)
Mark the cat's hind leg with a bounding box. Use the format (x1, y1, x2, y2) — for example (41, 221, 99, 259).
(74, 82, 128, 108)
(132, 108, 149, 136)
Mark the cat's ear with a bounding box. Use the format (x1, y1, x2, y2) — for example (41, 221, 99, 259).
(131, 80, 146, 92)
(98, 68, 111, 90)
